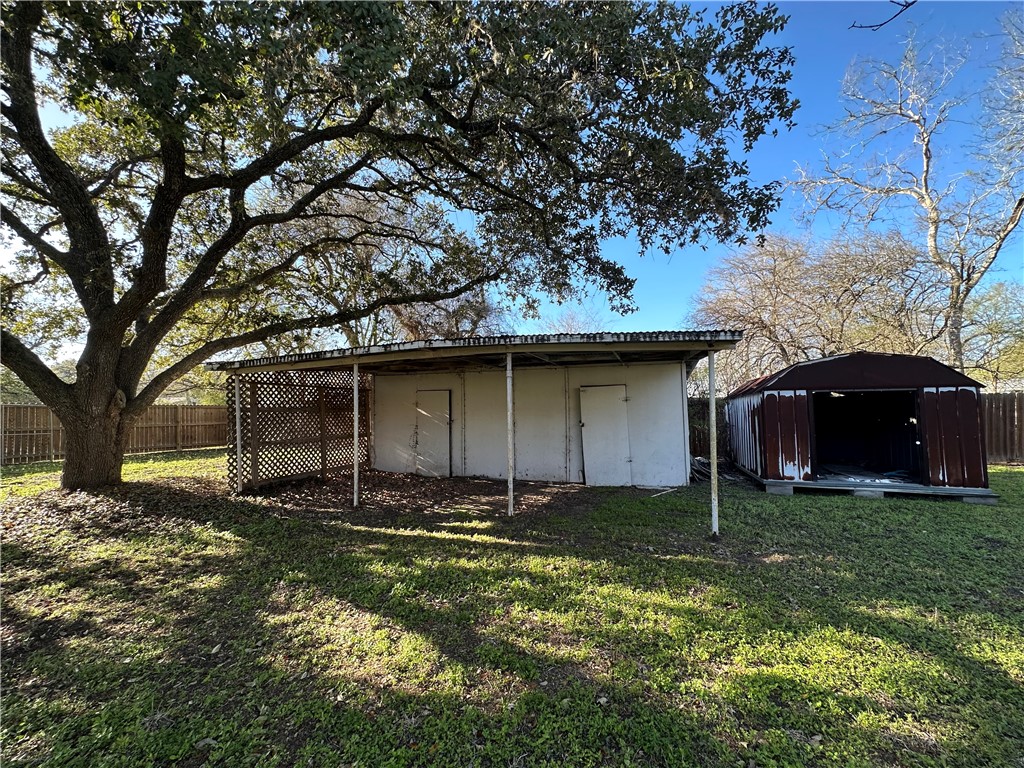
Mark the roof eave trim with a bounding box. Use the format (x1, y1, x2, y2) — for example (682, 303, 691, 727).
(205, 331, 744, 372)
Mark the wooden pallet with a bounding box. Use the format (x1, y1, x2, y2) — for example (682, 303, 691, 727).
(762, 478, 998, 504)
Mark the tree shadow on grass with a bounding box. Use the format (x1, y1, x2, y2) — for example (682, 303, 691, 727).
(3, 480, 731, 766)
(2, 474, 1022, 767)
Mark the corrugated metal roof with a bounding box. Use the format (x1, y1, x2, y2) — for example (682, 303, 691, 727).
(728, 352, 983, 397)
(206, 330, 743, 372)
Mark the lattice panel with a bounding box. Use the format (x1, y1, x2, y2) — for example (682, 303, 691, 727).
(226, 369, 372, 492)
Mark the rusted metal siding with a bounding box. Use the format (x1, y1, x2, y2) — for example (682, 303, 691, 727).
(728, 354, 991, 491)
(919, 387, 988, 488)
(761, 390, 813, 481)
(726, 393, 763, 477)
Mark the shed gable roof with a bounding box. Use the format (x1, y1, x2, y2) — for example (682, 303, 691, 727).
(728, 352, 983, 397)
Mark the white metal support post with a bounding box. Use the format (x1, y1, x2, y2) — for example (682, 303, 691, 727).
(233, 376, 243, 493)
(708, 351, 719, 536)
(353, 362, 360, 507)
(506, 352, 514, 516)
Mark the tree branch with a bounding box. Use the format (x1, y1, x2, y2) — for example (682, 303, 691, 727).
(121, 153, 380, 386)
(130, 267, 503, 412)
(0, 204, 72, 267)
(850, 1, 918, 32)
(0, 328, 73, 411)
(87, 153, 159, 198)
(181, 97, 387, 195)
(1, 2, 114, 316)
(0, 156, 53, 203)
(111, 136, 189, 330)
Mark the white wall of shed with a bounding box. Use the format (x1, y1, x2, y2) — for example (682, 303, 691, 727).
(372, 362, 689, 486)
(372, 372, 466, 475)
(566, 364, 689, 487)
(512, 368, 571, 482)
(462, 370, 509, 478)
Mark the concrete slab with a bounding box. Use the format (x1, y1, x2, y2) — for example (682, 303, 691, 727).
(962, 495, 998, 505)
(852, 489, 885, 499)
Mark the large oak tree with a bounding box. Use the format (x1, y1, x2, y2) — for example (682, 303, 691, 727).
(1, 1, 796, 488)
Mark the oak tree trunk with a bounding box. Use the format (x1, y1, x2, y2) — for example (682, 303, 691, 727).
(60, 411, 128, 489)
(55, 357, 135, 490)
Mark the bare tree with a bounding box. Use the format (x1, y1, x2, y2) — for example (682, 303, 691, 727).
(689, 232, 948, 391)
(961, 281, 1024, 391)
(691, 235, 815, 386)
(986, 9, 1024, 165)
(818, 235, 947, 355)
(797, 20, 1024, 371)
(390, 289, 512, 341)
(535, 300, 610, 335)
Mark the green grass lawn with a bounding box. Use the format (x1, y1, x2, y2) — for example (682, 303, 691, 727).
(0, 448, 227, 500)
(2, 454, 1022, 767)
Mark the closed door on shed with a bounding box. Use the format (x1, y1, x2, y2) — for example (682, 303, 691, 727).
(580, 385, 631, 486)
(415, 390, 451, 477)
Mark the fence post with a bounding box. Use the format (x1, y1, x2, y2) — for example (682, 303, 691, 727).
(175, 405, 182, 451)
(233, 379, 243, 492)
(709, 351, 719, 537)
(1011, 393, 1019, 466)
(49, 408, 55, 462)
(352, 363, 359, 507)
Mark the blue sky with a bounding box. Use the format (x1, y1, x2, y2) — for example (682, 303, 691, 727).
(520, 0, 1023, 333)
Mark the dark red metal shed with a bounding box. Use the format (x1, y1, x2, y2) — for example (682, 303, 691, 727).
(725, 352, 996, 502)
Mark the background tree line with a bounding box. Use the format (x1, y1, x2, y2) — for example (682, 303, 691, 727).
(692, 9, 1023, 394)
(690, 231, 1023, 395)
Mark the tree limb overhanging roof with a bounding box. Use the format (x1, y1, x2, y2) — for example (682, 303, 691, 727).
(205, 330, 743, 374)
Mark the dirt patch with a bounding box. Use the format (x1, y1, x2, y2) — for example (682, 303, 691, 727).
(261, 470, 639, 525)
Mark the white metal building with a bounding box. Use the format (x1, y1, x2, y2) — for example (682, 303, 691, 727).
(207, 331, 740, 524)
(377, 362, 694, 486)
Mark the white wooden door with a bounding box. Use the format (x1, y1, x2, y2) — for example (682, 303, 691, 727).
(579, 385, 631, 486)
(415, 390, 451, 477)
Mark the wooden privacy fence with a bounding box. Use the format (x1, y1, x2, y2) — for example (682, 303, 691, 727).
(688, 397, 728, 458)
(1, 404, 228, 465)
(983, 392, 1024, 464)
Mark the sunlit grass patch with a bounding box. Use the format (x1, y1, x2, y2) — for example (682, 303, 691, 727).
(0, 448, 227, 499)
